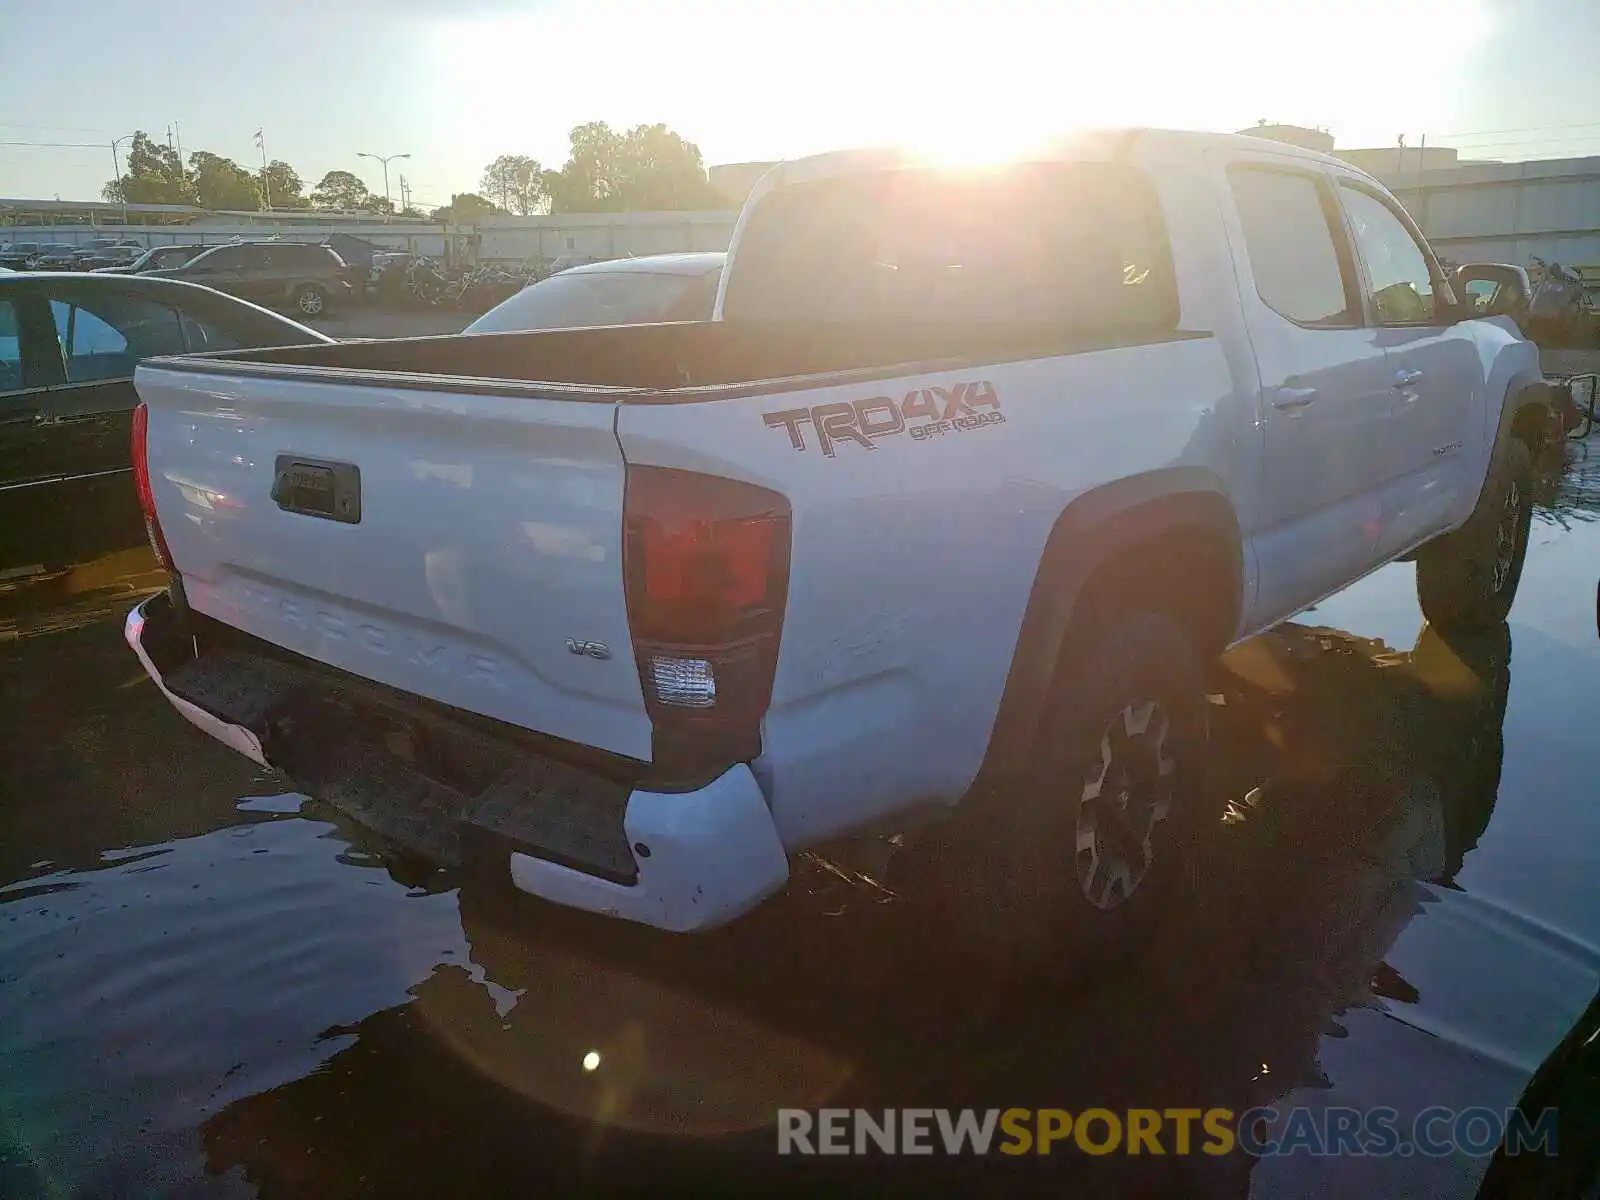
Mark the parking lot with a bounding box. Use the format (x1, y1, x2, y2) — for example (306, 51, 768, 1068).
(1, 396, 1599, 1197)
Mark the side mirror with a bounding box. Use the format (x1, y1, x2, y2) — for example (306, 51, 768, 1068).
(1452, 263, 1532, 321)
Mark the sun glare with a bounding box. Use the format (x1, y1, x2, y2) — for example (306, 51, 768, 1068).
(428, 0, 1493, 183)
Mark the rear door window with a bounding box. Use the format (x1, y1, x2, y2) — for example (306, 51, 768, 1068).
(49, 293, 186, 383)
(0, 299, 24, 393)
(721, 162, 1178, 330)
(1228, 166, 1358, 326)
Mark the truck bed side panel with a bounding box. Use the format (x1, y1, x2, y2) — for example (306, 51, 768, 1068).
(616, 336, 1242, 848)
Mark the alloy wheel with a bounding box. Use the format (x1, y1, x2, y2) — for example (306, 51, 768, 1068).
(1074, 699, 1176, 910)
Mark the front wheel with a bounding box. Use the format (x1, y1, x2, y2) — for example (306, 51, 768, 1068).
(294, 285, 327, 318)
(1416, 437, 1534, 632)
(922, 611, 1209, 974)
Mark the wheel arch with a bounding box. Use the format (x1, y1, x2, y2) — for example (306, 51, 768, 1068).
(973, 467, 1244, 788)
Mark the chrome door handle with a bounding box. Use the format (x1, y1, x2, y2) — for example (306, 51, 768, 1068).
(1271, 386, 1318, 412)
(1393, 369, 1425, 389)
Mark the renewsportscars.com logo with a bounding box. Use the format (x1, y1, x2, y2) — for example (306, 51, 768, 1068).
(776, 1106, 1560, 1158)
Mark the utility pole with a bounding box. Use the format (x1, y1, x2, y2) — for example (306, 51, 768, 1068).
(357, 151, 409, 220)
(255, 129, 271, 210)
(399, 175, 411, 213)
(111, 133, 135, 226)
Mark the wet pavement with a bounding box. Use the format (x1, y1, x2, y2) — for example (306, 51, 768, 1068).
(3, 449, 1600, 1198)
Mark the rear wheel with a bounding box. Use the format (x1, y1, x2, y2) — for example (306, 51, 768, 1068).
(1416, 438, 1534, 632)
(925, 611, 1209, 974)
(294, 284, 327, 317)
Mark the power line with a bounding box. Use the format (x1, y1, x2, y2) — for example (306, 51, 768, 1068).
(0, 140, 109, 150)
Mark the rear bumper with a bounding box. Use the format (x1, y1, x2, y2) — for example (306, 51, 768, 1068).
(125, 593, 790, 932)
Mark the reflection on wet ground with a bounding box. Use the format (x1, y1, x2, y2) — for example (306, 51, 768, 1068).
(4, 451, 1600, 1198)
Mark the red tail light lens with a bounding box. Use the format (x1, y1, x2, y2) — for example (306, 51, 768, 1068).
(130, 401, 174, 571)
(623, 466, 790, 732)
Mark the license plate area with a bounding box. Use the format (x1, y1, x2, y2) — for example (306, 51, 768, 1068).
(271, 455, 361, 524)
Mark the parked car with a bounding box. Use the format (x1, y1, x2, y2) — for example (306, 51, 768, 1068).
(70, 238, 124, 266)
(0, 242, 43, 269)
(149, 241, 353, 317)
(30, 244, 81, 270)
(0, 274, 331, 571)
(78, 246, 143, 270)
(464, 252, 725, 333)
(126, 130, 1556, 959)
(98, 243, 208, 275)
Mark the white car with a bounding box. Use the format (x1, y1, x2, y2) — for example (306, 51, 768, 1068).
(125, 129, 1551, 958)
(465, 252, 725, 333)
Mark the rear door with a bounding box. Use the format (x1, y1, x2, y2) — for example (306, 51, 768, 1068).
(181, 244, 252, 299)
(1221, 158, 1395, 624)
(39, 285, 190, 561)
(1333, 178, 1484, 555)
(0, 285, 66, 569)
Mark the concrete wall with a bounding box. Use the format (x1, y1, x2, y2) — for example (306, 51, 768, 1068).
(1379, 156, 1600, 268)
(2, 222, 446, 255)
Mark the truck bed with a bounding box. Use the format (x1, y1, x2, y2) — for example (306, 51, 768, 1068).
(145, 318, 1205, 401)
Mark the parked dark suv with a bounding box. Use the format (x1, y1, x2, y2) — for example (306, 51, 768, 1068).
(151, 241, 353, 317)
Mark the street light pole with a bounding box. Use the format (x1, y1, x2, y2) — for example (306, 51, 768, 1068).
(111, 134, 135, 226)
(357, 151, 410, 220)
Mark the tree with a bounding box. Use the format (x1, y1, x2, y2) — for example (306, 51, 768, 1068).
(480, 154, 548, 216)
(261, 160, 308, 209)
(361, 195, 395, 216)
(102, 130, 192, 205)
(543, 122, 722, 214)
(310, 170, 371, 211)
(430, 192, 503, 224)
(188, 151, 262, 211)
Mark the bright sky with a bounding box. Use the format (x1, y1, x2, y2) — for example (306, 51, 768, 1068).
(0, 0, 1595, 207)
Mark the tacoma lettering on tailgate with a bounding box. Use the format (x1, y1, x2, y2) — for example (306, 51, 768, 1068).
(763, 380, 1003, 457)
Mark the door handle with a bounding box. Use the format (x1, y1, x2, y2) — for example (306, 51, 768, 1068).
(0, 407, 40, 427)
(1271, 386, 1318, 412)
(1393, 369, 1425, 389)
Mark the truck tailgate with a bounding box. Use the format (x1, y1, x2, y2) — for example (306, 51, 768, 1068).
(133, 362, 652, 761)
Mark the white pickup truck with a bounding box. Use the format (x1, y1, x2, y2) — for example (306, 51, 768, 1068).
(126, 129, 1554, 964)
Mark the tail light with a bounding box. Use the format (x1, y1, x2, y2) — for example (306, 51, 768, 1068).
(623, 466, 790, 739)
(130, 401, 174, 571)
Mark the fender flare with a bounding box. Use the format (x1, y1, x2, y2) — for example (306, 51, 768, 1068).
(972, 466, 1243, 788)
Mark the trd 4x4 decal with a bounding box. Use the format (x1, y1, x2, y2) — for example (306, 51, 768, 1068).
(763, 380, 1004, 457)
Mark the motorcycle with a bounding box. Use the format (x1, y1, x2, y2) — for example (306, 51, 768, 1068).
(1527, 256, 1594, 347)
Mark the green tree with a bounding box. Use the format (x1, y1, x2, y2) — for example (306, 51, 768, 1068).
(102, 131, 193, 205)
(480, 154, 549, 216)
(431, 192, 503, 223)
(544, 122, 722, 213)
(310, 170, 371, 211)
(188, 151, 262, 211)
(261, 160, 308, 209)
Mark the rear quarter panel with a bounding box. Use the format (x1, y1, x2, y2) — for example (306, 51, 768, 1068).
(617, 339, 1238, 848)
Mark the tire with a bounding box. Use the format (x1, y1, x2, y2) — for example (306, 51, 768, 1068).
(921, 611, 1209, 974)
(294, 284, 327, 318)
(1416, 437, 1534, 633)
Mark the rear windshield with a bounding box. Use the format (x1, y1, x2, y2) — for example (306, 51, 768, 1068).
(721, 161, 1178, 330)
(465, 270, 708, 333)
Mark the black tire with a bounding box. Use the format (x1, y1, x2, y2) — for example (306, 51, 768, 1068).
(1416, 438, 1534, 633)
(922, 611, 1209, 974)
(293, 284, 328, 318)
